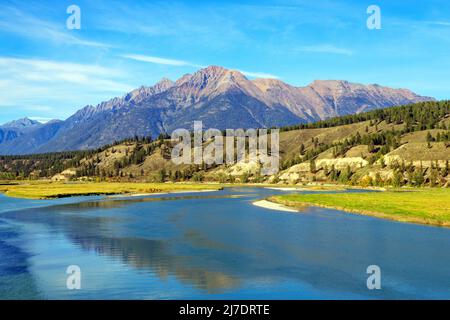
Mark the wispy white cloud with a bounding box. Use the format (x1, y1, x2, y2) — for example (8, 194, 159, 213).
(296, 44, 353, 56)
(0, 57, 133, 119)
(0, 57, 118, 77)
(238, 70, 280, 79)
(426, 20, 450, 26)
(94, 2, 247, 50)
(122, 54, 279, 79)
(23, 105, 54, 112)
(0, 6, 109, 48)
(0, 57, 129, 89)
(122, 54, 203, 68)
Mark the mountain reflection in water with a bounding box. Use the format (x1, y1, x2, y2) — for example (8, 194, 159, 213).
(1, 188, 450, 299)
(1, 193, 251, 294)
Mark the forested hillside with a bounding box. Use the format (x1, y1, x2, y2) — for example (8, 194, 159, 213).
(1, 100, 449, 187)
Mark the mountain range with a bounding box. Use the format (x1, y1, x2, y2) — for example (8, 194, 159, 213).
(0, 65, 434, 155)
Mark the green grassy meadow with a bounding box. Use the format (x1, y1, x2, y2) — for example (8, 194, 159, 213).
(0, 181, 222, 199)
(270, 188, 450, 227)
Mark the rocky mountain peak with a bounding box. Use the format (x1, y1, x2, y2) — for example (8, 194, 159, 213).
(153, 77, 174, 91)
(124, 78, 174, 104)
(200, 65, 228, 76)
(176, 66, 228, 88)
(1, 117, 41, 128)
(169, 66, 253, 103)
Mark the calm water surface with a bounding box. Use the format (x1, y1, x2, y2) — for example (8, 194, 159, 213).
(0, 187, 449, 299)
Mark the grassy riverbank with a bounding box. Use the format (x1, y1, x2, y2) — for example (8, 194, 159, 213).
(0, 181, 222, 199)
(0, 180, 369, 199)
(270, 188, 450, 227)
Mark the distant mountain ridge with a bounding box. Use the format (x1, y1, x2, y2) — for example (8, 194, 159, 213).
(0, 117, 45, 146)
(0, 117, 41, 129)
(0, 65, 434, 155)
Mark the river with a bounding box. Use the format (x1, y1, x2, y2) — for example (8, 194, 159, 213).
(0, 187, 449, 299)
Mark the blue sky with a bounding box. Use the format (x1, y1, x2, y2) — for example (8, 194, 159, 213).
(1, 0, 450, 123)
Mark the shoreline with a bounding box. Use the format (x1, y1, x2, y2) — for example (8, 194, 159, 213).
(106, 189, 218, 198)
(268, 195, 450, 228)
(264, 186, 354, 192)
(0, 182, 223, 200)
(264, 187, 304, 191)
(252, 199, 300, 212)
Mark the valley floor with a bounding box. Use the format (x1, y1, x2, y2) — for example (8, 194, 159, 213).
(269, 188, 450, 227)
(0, 181, 351, 199)
(1, 180, 449, 228)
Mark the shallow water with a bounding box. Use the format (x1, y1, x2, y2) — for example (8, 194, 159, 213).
(0, 187, 449, 299)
